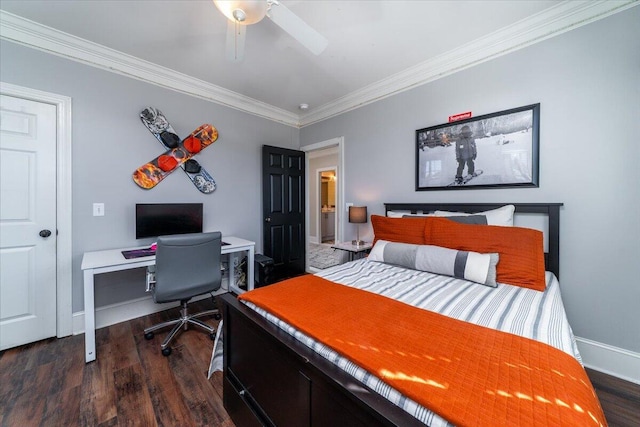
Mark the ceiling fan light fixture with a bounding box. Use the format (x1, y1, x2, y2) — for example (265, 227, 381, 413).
(232, 9, 246, 22)
(216, 0, 328, 62)
(213, 0, 268, 25)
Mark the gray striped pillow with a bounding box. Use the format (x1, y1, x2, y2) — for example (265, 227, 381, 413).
(368, 240, 499, 287)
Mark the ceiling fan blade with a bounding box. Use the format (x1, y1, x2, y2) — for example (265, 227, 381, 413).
(226, 19, 246, 62)
(268, 2, 328, 55)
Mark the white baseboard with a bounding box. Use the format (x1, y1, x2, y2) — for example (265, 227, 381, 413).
(72, 286, 228, 335)
(576, 336, 640, 385)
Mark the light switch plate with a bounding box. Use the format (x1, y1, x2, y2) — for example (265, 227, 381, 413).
(93, 203, 105, 216)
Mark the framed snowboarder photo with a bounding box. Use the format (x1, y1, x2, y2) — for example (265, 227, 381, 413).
(415, 104, 540, 191)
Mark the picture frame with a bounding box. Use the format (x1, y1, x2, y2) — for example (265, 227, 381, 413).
(415, 103, 540, 191)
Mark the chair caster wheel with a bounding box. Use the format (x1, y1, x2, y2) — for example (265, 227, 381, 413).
(162, 347, 172, 356)
(144, 332, 154, 340)
(214, 313, 221, 320)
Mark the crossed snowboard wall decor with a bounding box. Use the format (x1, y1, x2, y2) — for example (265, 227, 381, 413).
(133, 107, 218, 193)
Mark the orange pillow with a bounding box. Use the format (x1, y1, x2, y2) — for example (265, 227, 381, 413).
(426, 217, 546, 291)
(371, 215, 431, 246)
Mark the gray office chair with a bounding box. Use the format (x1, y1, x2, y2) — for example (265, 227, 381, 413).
(144, 232, 222, 356)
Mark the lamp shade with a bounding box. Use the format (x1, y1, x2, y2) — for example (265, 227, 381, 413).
(349, 206, 367, 224)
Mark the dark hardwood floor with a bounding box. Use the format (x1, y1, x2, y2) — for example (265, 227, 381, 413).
(0, 298, 233, 427)
(1, 296, 638, 426)
(586, 367, 640, 427)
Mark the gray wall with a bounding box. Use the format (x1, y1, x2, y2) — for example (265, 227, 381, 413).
(1, 40, 299, 312)
(300, 9, 640, 353)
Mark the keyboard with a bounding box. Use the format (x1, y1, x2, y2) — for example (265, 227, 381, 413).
(122, 248, 155, 259)
(123, 241, 231, 259)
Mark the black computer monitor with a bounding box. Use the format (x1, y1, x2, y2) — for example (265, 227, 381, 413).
(135, 203, 203, 239)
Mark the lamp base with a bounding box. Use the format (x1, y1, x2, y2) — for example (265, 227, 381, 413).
(351, 240, 365, 246)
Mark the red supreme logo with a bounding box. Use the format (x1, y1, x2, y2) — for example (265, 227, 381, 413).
(448, 111, 472, 122)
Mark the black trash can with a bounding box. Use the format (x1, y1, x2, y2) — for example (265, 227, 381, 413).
(255, 254, 274, 288)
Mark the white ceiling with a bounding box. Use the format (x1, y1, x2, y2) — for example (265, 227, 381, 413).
(0, 1, 635, 127)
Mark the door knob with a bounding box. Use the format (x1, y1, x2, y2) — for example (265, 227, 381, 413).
(39, 229, 52, 238)
(265, 217, 272, 223)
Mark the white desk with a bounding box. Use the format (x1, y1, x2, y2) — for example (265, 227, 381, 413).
(81, 236, 254, 363)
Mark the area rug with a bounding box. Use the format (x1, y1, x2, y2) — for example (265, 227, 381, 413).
(308, 243, 343, 270)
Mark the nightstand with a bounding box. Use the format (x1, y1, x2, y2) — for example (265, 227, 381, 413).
(331, 241, 373, 262)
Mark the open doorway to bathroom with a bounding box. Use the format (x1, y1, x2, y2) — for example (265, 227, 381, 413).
(303, 138, 345, 272)
(319, 169, 337, 244)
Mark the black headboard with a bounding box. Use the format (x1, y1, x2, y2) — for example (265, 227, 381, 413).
(383, 203, 563, 278)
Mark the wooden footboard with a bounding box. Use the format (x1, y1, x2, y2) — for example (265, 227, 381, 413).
(221, 293, 425, 427)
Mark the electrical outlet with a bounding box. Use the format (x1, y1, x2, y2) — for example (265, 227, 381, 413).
(346, 202, 353, 213)
(93, 203, 105, 216)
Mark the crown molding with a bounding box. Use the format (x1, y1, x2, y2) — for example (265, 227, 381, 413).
(0, 10, 300, 127)
(1, 1, 637, 129)
(299, 0, 638, 127)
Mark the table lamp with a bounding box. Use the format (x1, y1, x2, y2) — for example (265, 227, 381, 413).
(349, 206, 367, 246)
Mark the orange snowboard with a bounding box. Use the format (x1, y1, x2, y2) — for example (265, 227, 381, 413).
(132, 124, 218, 190)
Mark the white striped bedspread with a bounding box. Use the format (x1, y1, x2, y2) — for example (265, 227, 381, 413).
(242, 258, 582, 427)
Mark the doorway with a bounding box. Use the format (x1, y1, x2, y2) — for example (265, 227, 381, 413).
(318, 168, 337, 244)
(302, 137, 344, 272)
(0, 82, 73, 347)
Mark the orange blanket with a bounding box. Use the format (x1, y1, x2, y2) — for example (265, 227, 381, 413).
(239, 275, 607, 427)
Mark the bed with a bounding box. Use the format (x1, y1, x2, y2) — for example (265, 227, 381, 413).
(219, 202, 607, 427)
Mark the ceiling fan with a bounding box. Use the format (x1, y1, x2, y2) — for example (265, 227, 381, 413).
(213, 0, 328, 62)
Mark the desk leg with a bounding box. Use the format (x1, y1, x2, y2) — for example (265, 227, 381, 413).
(247, 246, 254, 291)
(228, 252, 236, 292)
(83, 269, 96, 363)
(228, 248, 253, 294)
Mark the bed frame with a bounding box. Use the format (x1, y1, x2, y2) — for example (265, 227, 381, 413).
(221, 202, 563, 427)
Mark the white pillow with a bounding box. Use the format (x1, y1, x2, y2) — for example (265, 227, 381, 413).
(433, 204, 515, 227)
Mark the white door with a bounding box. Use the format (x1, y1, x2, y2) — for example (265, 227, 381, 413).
(0, 95, 57, 350)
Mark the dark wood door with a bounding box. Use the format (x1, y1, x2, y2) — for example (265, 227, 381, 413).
(262, 145, 305, 279)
